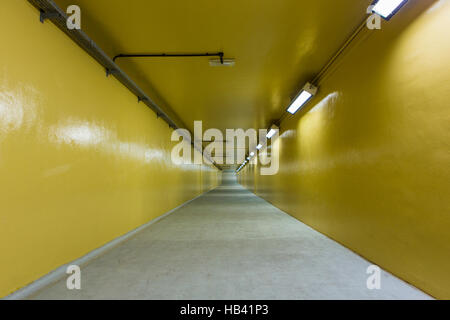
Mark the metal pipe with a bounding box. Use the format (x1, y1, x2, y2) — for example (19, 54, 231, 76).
(113, 52, 225, 63)
(311, 17, 369, 86)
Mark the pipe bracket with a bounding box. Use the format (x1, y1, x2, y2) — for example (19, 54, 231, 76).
(105, 68, 119, 77)
(138, 96, 149, 103)
(40, 10, 59, 23)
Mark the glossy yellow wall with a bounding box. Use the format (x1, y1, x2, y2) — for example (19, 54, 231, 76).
(239, 0, 450, 299)
(0, 1, 220, 297)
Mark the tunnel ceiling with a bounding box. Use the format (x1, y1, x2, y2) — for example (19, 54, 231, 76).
(54, 0, 371, 133)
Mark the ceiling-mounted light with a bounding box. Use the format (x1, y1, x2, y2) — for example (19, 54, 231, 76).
(256, 144, 263, 150)
(372, 0, 408, 20)
(266, 124, 279, 139)
(250, 152, 255, 157)
(266, 129, 276, 139)
(287, 82, 318, 115)
(209, 59, 236, 67)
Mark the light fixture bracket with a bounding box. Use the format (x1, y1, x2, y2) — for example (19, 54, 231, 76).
(302, 82, 318, 96)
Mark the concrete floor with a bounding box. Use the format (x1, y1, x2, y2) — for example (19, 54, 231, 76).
(30, 173, 431, 300)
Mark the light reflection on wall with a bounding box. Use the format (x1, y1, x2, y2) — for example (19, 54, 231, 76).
(48, 120, 168, 164)
(306, 91, 339, 114)
(46, 120, 218, 171)
(0, 86, 38, 138)
(50, 123, 107, 147)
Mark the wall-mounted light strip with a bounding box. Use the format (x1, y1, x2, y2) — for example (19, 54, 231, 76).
(287, 82, 318, 115)
(237, 125, 275, 173)
(266, 124, 279, 139)
(372, 0, 408, 20)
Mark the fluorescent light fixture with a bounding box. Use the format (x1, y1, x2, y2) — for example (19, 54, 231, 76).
(266, 124, 279, 139)
(250, 152, 255, 157)
(209, 58, 236, 67)
(287, 82, 318, 114)
(256, 144, 263, 150)
(266, 129, 276, 139)
(372, 0, 408, 20)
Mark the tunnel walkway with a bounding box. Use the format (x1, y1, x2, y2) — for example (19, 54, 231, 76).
(31, 175, 430, 300)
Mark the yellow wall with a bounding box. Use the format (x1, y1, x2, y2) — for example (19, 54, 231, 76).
(0, 1, 220, 297)
(238, 0, 450, 299)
